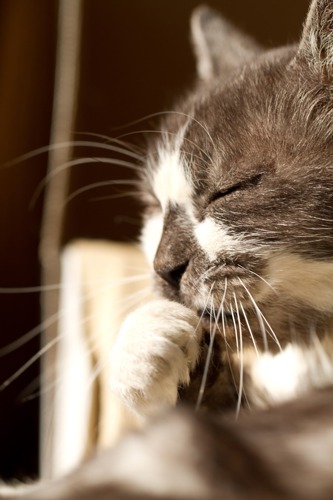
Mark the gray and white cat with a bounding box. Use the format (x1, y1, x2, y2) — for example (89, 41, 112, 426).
(3, 0, 333, 498)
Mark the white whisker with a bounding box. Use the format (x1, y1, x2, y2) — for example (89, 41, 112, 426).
(64, 179, 140, 206)
(31, 156, 143, 208)
(0, 274, 151, 356)
(233, 293, 243, 419)
(3, 140, 144, 169)
(74, 131, 145, 155)
(240, 278, 281, 352)
(230, 306, 239, 356)
(1, 283, 152, 393)
(240, 303, 260, 358)
(195, 282, 215, 411)
(237, 264, 277, 296)
(238, 277, 269, 352)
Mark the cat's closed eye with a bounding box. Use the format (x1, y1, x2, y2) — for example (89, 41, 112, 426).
(208, 172, 264, 205)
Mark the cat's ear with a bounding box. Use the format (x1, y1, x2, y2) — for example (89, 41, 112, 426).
(191, 5, 262, 81)
(298, 0, 333, 79)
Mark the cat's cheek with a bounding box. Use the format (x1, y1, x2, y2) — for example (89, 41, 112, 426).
(109, 300, 203, 419)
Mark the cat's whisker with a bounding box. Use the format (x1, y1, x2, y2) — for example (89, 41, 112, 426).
(230, 305, 239, 357)
(218, 279, 232, 350)
(19, 331, 109, 404)
(258, 312, 282, 352)
(220, 314, 232, 352)
(181, 149, 211, 169)
(0, 310, 63, 358)
(0, 272, 150, 296)
(115, 108, 216, 156)
(238, 277, 282, 352)
(0, 336, 60, 391)
(2, 326, 89, 394)
(237, 264, 277, 296)
(238, 277, 269, 352)
(1, 282, 152, 392)
(16, 375, 44, 404)
(111, 109, 201, 132)
(3, 140, 144, 169)
(233, 293, 244, 419)
(112, 109, 216, 160)
(254, 307, 269, 352)
(18, 336, 105, 404)
(229, 298, 246, 406)
(30, 157, 143, 208)
(74, 131, 146, 155)
(240, 303, 260, 358)
(0, 284, 65, 294)
(0, 273, 151, 356)
(88, 191, 140, 203)
(125, 129, 213, 167)
(63, 179, 141, 207)
(114, 286, 153, 317)
(164, 110, 217, 156)
(195, 282, 215, 411)
(220, 279, 239, 396)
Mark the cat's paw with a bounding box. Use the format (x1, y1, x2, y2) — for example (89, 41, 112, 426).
(110, 299, 202, 418)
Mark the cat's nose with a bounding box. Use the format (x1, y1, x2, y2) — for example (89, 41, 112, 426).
(153, 206, 192, 289)
(154, 261, 189, 289)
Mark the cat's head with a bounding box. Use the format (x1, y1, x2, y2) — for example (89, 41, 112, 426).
(140, 0, 333, 349)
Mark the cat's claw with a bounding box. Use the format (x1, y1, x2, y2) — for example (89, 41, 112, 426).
(110, 299, 203, 418)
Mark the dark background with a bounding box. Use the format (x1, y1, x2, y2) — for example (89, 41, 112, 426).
(0, 0, 309, 479)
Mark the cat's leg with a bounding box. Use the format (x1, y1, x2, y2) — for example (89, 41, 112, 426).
(109, 299, 203, 419)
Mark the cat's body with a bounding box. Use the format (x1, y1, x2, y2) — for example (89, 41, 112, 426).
(3, 0, 333, 498)
(2, 386, 333, 499)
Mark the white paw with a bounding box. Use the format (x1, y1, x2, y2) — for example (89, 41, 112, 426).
(110, 299, 202, 418)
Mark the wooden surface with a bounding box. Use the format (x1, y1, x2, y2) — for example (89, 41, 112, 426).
(52, 240, 151, 476)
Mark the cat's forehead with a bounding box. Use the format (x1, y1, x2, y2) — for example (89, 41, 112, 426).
(149, 45, 333, 210)
(151, 83, 273, 209)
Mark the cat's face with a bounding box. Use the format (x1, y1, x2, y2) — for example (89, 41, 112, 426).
(141, 1, 333, 348)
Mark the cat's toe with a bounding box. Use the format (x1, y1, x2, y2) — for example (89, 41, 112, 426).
(109, 299, 203, 418)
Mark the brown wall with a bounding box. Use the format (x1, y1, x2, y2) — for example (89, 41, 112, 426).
(0, 0, 57, 479)
(0, 0, 309, 478)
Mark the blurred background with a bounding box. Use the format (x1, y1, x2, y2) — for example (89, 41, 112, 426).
(0, 0, 309, 480)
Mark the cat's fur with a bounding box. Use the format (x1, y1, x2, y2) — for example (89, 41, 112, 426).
(2, 388, 333, 499)
(3, 0, 333, 498)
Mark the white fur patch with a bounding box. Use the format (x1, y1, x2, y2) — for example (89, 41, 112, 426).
(267, 253, 333, 312)
(246, 345, 310, 407)
(140, 212, 164, 266)
(153, 149, 193, 211)
(152, 123, 193, 211)
(195, 217, 250, 261)
(245, 337, 333, 408)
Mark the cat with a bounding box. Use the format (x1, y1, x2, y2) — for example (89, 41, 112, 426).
(2, 0, 333, 498)
(110, 0, 333, 417)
